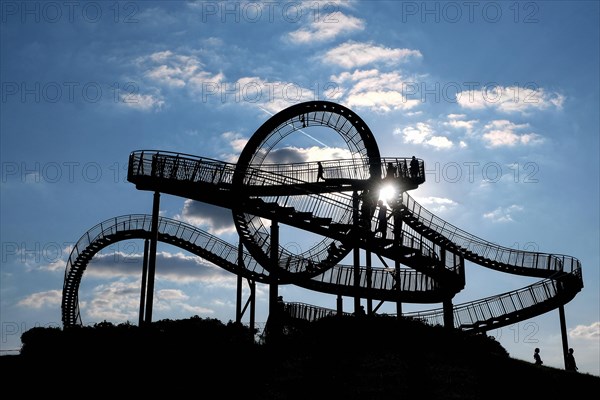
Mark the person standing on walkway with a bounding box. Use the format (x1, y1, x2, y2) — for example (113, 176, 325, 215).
(317, 162, 325, 182)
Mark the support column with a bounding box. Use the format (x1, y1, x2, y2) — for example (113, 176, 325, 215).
(558, 304, 569, 369)
(249, 279, 256, 335)
(352, 191, 361, 313)
(393, 203, 402, 318)
(144, 191, 160, 325)
(138, 239, 149, 326)
(268, 220, 280, 342)
(236, 241, 243, 324)
(366, 250, 373, 315)
(443, 298, 454, 330)
(337, 294, 343, 316)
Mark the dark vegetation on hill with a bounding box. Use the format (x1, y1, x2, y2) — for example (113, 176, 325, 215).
(2, 315, 598, 398)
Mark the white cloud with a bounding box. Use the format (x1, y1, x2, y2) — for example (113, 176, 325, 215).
(87, 249, 233, 284)
(235, 77, 316, 113)
(84, 281, 145, 321)
(120, 92, 165, 111)
(481, 120, 543, 148)
(444, 114, 478, 135)
(483, 204, 524, 223)
(570, 322, 600, 340)
(141, 51, 225, 91)
(134, 52, 324, 112)
(264, 145, 351, 164)
(136, 51, 225, 109)
(331, 69, 420, 113)
(177, 200, 237, 235)
(324, 41, 422, 68)
(394, 122, 454, 149)
(222, 131, 248, 154)
(456, 85, 564, 114)
(156, 288, 188, 301)
(414, 196, 458, 213)
(17, 290, 62, 309)
(288, 12, 364, 43)
(83, 281, 215, 322)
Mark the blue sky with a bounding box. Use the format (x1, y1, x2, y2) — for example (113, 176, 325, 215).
(1, 0, 598, 376)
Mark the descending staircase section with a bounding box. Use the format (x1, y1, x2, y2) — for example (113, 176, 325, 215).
(61, 215, 450, 327)
(403, 272, 582, 333)
(399, 192, 581, 279)
(283, 267, 581, 332)
(279, 193, 583, 332)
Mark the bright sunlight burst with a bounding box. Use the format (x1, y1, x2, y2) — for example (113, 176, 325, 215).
(379, 184, 397, 207)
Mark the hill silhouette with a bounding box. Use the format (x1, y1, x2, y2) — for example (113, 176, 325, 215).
(2, 315, 598, 398)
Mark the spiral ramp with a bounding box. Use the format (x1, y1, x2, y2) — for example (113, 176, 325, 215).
(62, 101, 583, 337)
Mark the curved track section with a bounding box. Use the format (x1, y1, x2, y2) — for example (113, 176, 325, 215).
(61, 214, 270, 326)
(61, 214, 444, 327)
(232, 101, 382, 278)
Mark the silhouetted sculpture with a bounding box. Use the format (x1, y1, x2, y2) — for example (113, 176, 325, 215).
(566, 348, 578, 372)
(533, 347, 543, 365)
(317, 162, 325, 182)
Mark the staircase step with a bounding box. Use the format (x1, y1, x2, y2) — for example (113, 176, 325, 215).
(311, 217, 332, 226)
(329, 223, 352, 232)
(263, 202, 279, 210)
(278, 206, 295, 215)
(295, 212, 312, 220)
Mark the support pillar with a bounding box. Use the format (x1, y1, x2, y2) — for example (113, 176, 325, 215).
(366, 250, 373, 315)
(249, 279, 256, 335)
(236, 240, 243, 324)
(352, 191, 361, 313)
(558, 304, 569, 369)
(443, 298, 454, 330)
(337, 294, 343, 316)
(138, 239, 149, 326)
(268, 220, 280, 342)
(144, 191, 160, 325)
(393, 203, 402, 318)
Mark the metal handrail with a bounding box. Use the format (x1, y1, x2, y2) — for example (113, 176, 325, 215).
(401, 192, 582, 275)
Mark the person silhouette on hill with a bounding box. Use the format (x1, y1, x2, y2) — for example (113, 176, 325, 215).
(566, 348, 578, 372)
(533, 348, 543, 365)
